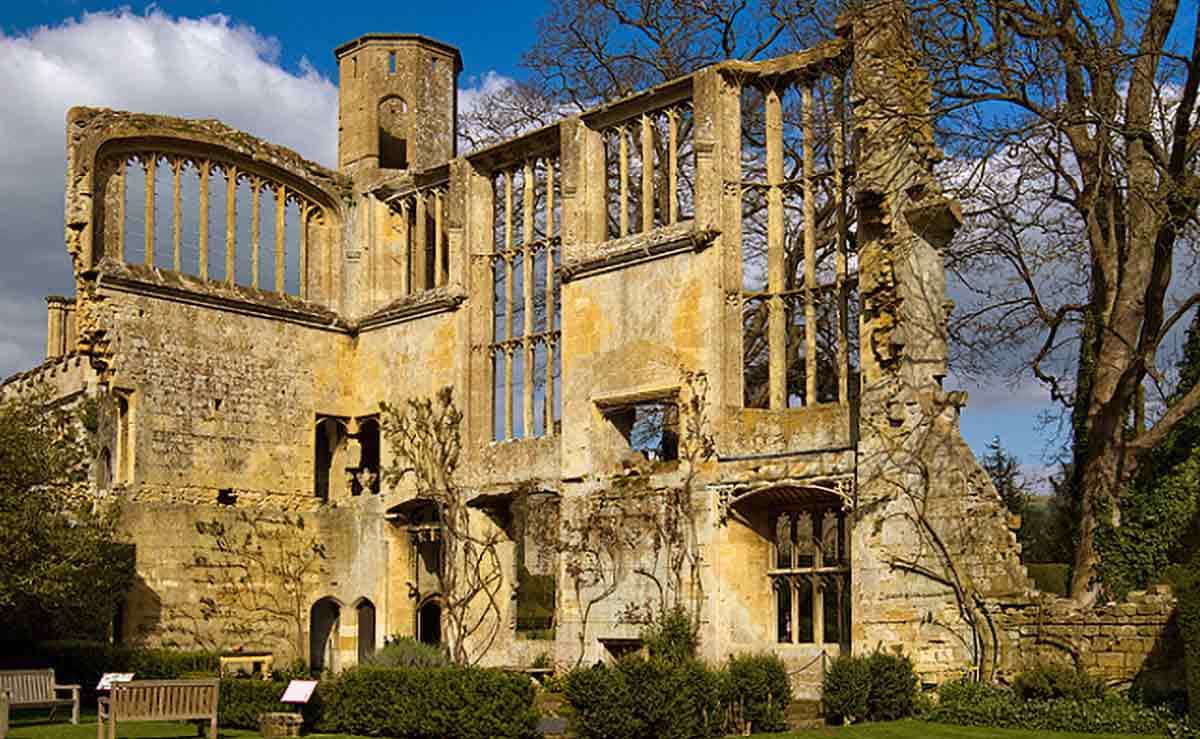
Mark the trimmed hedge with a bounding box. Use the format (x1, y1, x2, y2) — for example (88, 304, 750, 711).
(564, 658, 724, 739)
(318, 666, 539, 739)
(1012, 663, 1105, 703)
(219, 679, 291, 729)
(822, 652, 918, 724)
(722, 653, 791, 734)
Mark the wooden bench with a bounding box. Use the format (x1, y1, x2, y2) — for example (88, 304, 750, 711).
(98, 679, 219, 739)
(1, 689, 9, 739)
(0, 669, 79, 724)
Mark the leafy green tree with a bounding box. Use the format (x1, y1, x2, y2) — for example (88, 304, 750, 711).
(1099, 310, 1200, 597)
(0, 386, 133, 643)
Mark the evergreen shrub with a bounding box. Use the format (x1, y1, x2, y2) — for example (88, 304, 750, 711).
(722, 653, 791, 734)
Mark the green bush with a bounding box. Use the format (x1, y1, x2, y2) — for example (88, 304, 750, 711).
(723, 653, 791, 734)
(564, 657, 723, 739)
(822, 652, 917, 724)
(865, 652, 919, 721)
(642, 606, 699, 664)
(1027, 563, 1071, 595)
(362, 636, 448, 668)
(928, 678, 1182, 735)
(1179, 554, 1200, 723)
(318, 665, 539, 739)
(1012, 663, 1106, 703)
(822, 655, 870, 725)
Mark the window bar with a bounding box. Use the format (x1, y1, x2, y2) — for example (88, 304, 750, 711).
(641, 113, 654, 232)
(143, 155, 156, 267)
(274, 184, 286, 293)
(545, 161, 556, 428)
(523, 160, 536, 437)
(834, 76, 850, 406)
(172, 158, 183, 272)
(299, 202, 311, 299)
(414, 192, 428, 290)
(114, 160, 126, 263)
(399, 199, 412, 295)
(433, 189, 445, 288)
(668, 109, 679, 225)
(619, 126, 630, 237)
(765, 87, 786, 410)
(504, 171, 515, 440)
(250, 178, 261, 289)
(803, 85, 818, 406)
(225, 165, 238, 284)
(198, 161, 209, 280)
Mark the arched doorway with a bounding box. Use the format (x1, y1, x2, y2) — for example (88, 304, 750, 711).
(356, 598, 376, 663)
(309, 598, 341, 673)
(417, 598, 441, 646)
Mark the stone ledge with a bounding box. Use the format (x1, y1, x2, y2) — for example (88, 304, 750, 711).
(356, 286, 468, 331)
(560, 221, 717, 282)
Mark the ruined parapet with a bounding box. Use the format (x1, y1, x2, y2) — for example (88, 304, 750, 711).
(45, 295, 77, 359)
(843, 0, 1031, 682)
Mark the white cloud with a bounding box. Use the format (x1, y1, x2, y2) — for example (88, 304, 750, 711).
(0, 9, 338, 380)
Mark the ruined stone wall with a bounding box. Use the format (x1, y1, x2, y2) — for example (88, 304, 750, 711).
(995, 587, 1183, 690)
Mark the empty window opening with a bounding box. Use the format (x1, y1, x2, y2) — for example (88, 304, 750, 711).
(605, 401, 679, 462)
(216, 488, 238, 506)
(314, 416, 348, 501)
(515, 493, 558, 639)
(772, 504, 850, 646)
(115, 391, 133, 483)
(309, 598, 341, 674)
(418, 598, 442, 645)
(97, 446, 112, 491)
(213, 398, 223, 411)
(378, 96, 409, 170)
(351, 416, 381, 496)
(357, 599, 377, 662)
(431, 57, 439, 73)
(388, 51, 397, 75)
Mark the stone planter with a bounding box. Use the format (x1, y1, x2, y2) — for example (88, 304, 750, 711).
(258, 711, 303, 738)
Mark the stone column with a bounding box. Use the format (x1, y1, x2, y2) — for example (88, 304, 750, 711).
(45, 296, 68, 359)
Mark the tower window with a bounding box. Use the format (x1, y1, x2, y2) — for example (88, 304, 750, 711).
(388, 51, 397, 75)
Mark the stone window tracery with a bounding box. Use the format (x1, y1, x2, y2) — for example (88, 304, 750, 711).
(601, 102, 695, 239)
(771, 504, 850, 645)
(490, 157, 562, 441)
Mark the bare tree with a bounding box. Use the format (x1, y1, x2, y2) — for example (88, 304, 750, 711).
(914, 0, 1200, 601)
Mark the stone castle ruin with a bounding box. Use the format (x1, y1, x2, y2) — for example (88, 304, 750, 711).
(3, 0, 1181, 696)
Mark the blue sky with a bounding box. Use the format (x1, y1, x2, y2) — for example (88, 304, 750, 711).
(1, 1, 541, 83)
(0, 1, 1067, 480)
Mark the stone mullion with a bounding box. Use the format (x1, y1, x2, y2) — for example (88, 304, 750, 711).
(143, 155, 156, 267)
(225, 165, 237, 284)
(414, 192, 428, 290)
(110, 160, 127, 264)
(618, 126, 630, 237)
(765, 88, 787, 410)
(803, 85, 819, 406)
(545, 160, 557, 428)
(172, 158, 183, 272)
(812, 511, 825, 645)
(250, 178, 262, 289)
(274, 185, 286, 293)
(300, 203, 311, 299)
(504, 171, 515, 441)
(641, 113, 654, 232)
(198, 161, 209, 280)
(668, 109, 679, 225)
(399, 200, 412, 295)
(834, 75, 850, 406)
(434, 189, 445, 288)
(522, 161, 536, 437)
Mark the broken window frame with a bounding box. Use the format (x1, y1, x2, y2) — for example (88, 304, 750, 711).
(489, 156, 562, 442)
(388, 183, 450, 293)
(601, 400, 681, 463)
(739, 73, 857, 410)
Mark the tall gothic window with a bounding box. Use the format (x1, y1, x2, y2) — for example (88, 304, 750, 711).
(771, 505, 850, 645)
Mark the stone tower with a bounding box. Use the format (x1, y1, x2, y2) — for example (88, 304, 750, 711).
(335, 34, 461, 176)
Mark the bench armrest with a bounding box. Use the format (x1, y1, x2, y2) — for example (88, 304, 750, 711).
(53, 684, 81, 694)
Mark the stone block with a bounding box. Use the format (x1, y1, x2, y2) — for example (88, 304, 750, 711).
(259, 712, 303, 738)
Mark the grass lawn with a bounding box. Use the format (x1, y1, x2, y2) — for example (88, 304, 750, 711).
(753, 719, 1164, 739)
(7, 714, 1164, 739)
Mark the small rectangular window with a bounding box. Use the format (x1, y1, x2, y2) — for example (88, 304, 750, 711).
(388, 51, 397, 75)
(604, 401, 679, 462)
